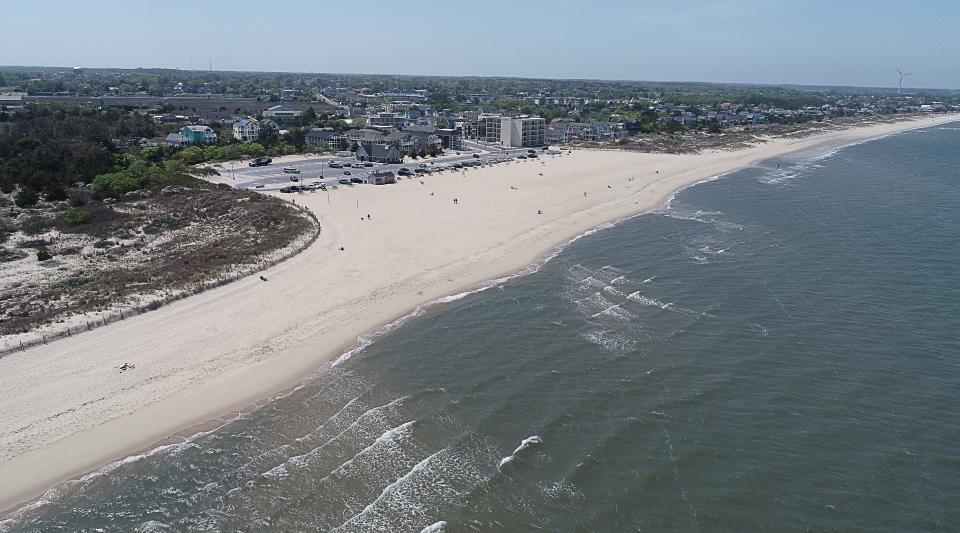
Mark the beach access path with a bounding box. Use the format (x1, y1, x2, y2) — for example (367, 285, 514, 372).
(1, 113, 957, 514)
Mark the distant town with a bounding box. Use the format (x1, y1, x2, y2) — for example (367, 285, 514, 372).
(2, 66, 958, 167)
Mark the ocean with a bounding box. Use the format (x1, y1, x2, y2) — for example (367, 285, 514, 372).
(3, 125, 959, 532)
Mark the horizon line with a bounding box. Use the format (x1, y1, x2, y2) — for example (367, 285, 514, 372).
(2, 64, 957, 93)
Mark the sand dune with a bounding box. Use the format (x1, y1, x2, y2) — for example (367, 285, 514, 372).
(0, 114, 956, 514)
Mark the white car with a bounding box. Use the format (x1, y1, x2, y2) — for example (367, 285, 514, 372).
(283, 167, 300, 174)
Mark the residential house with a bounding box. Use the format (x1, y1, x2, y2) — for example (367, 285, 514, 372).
(164, 133, 188, 148)
(179, 125, 218, 145)
(304, 127, 336, 147)
(355, 141, 402, 164)
(233, 118, 261, 141)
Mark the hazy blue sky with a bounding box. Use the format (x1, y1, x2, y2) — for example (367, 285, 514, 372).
(2, 0, 958, 88)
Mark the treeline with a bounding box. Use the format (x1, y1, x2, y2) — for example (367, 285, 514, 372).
(0, 105, 157, 196)
(659, 90, 829, 109)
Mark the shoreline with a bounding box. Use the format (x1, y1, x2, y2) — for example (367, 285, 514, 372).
(1, 113, 958, 518)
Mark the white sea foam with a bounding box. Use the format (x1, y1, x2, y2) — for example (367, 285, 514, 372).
(499, 435, 543, 469)
(265, 395, 410, 475)
(329, 420, 416, 478)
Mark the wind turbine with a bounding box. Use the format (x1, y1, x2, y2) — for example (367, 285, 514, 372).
(896, 68, 914, 95)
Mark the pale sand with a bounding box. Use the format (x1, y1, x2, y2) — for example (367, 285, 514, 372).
(0, 114, 957, 514)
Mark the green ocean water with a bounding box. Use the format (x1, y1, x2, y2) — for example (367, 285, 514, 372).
(3, 124, 959, 532)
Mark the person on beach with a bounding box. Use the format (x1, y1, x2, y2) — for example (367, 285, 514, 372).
(259, 275, 268, 282)
(538, 209, 543, 215)
(367, 214, 371, 220)
(454, 198, 458, 204)
(339, 246, 344, 251)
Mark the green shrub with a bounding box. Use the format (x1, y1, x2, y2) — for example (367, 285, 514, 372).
(91, 161, 168, 199)
(65, 208, 92, 225)
(14, 188, 39, 208)
(36, 248, 52, 261)
(45, 187, 68, 202)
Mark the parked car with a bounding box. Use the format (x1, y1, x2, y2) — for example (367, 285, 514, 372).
(352, 163, 364, 169)
(254, 184, 265, 188)
(398, 167, 412, 176)
(472, 153, 480, 158)
(350, 177, 363, 184)
(328, 161, 342, 168)
(343, 170, 351, 175)
(280, 186, 294, 193)
(283, 167, 300, 174)
(364, 162, 374, 167)
(338, 178, 351, 185)
(288, 176, 299, 182)
(528, 153, 538, 158)
(248, 157, 272, 167)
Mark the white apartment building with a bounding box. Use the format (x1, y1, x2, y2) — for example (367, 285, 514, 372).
(233, 118, 261, 142)
(500, 116, 546, 147)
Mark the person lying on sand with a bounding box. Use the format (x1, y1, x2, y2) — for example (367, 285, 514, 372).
(118, 363, 135, 372)
(339, 246, 345, 251)
(259, 275, 268, 282)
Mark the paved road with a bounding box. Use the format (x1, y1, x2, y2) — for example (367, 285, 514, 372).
(221, 143, 547, 192)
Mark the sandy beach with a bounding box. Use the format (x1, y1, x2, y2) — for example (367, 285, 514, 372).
(0, 114, 957, 515)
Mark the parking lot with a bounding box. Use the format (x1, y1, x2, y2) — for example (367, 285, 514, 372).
(219, 142, 555, 193)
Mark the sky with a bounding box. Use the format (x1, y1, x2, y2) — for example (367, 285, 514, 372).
(2, 0, 959, 89)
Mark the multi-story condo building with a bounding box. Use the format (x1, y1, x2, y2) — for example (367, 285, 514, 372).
(366, 112, 407, 129)
(476, 114, 502, 143)
(500, 116, 546, 147)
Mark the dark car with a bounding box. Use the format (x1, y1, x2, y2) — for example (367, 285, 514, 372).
(289, 176, 299, 182)
(248, 157, 272, 167)
(472, 153, 480, 158)
(398, 168, 412, 176)
(350, 177, 363, 184)
(338, 178, 351, 185)
(528, 153, 538, 158)
(280, 186, 294, 193)
(517, 155, 528, 159)
(343, 170, 351, 175)
(364, 162, 374, 167)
